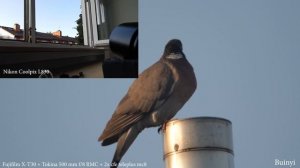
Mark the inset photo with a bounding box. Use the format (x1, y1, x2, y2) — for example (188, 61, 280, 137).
(0, 0, 138, 78)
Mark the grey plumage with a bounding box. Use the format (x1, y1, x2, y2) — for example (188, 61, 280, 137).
(98, 39, 197, 168)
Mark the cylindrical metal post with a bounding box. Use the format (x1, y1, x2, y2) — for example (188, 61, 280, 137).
(162, 117, 234, 168)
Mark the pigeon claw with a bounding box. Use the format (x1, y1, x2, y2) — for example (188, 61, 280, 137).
(157, 122, 167, 133)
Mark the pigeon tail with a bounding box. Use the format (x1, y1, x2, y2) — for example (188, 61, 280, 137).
(110, 124, 143, 168)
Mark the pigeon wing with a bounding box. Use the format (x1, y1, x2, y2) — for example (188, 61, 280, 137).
(99, 61, 175, 145)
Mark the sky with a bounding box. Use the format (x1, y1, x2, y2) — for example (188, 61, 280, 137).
(0, 0, 81, 37)
(1, 0, 300, 168)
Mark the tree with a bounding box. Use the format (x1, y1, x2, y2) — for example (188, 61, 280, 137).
(75, 14, 84, 45)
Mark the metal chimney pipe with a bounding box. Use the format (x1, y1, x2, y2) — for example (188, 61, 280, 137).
(162, 117, 234, 168)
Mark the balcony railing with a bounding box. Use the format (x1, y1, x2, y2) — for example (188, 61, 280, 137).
(0, 40, 104, 78)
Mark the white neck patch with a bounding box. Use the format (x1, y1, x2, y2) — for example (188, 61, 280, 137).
(166, 53, 184, 60)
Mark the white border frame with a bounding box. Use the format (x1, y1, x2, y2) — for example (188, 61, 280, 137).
(81, 0, 109, 47)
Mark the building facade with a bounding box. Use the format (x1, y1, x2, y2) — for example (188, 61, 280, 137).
(0, 24, 77, 45)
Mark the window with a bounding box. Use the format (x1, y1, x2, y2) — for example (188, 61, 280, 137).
(0, 0, 24, 41)
(82, 0, 138, 47)
(0, 0, 137, 78)
(0, 0, 83, 45)
(0, 0, 105, 78)
(95, 0, 108, 40)
(36, 0, 82, 45)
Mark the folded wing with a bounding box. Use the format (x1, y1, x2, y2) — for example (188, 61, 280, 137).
(99, 61, 175, 145)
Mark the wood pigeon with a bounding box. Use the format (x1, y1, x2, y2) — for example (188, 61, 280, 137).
(98, 39, 197, 168)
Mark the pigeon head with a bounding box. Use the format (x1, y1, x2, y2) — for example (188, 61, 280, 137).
(163, 39, 185, 59)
